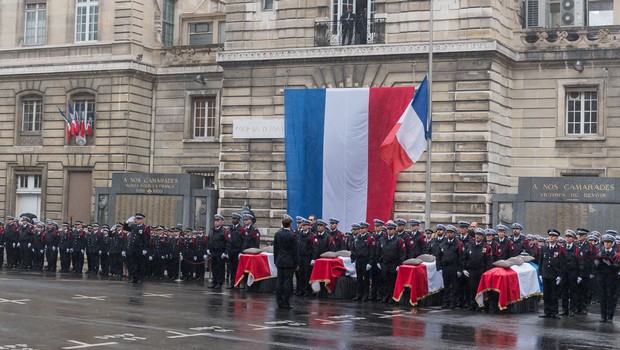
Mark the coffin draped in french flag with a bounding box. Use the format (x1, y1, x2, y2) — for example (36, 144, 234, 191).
(284, 85, 427, 228)
(392, 261, 444, 306)
(475, 262, 542, 310)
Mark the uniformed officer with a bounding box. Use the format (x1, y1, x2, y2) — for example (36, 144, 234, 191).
(194, 226, 208, 282)
(311, 219, 335, 263)
(32, 222, 45, 271)
(561, 230, 583, 317)
(511, 223, 526, 255)
(295, 218, 314, 296)
(370, 219, 385, 301)
(378, 222, 406, 304)
(208, 214, 226, 289)
(428, 224, 447, 257)
(108, 224, 125, 280)
(595, 233, 619, 322)
(241, 214, 261, 250)
(125, 213, 151, 284)
(437, 225, 465, 309)
(274, 214, 298, 309)
(394, 219, 412, 257)
(0, 220, 4, 269)
(575, 228, 594, 314)
(86, 224, 102, 276)
(224, 212, 244, 288)
(58, 223, 73, 273)
(43, 219, 59, 272)
(18, 217, 34, 270)
(524, 234, 539, 262)
(5, 216, 19, 268)
(456, 220, 472, 308)
(463, 228, 493, 311)
(351, 221, 376, 301)
(408, 219, 427, 258)
(494, 224, 515, 261)
(327, 218, 346, 251)
(539, 229, 565, 319)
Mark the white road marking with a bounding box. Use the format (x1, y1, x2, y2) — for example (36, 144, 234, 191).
(143, 293, 173, 298)
(0, 298, 30, 305)
(72, 295, 107, 301)
(61, 340, 117, 349)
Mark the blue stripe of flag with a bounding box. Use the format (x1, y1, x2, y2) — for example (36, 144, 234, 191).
(284, 89, 325, 223)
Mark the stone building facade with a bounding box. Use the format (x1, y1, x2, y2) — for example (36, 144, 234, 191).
(0, 0, 618, 234)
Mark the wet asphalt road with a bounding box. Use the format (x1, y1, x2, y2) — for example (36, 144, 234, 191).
(0, 270, 617, 350)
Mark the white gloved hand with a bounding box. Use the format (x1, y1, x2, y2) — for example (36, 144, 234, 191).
(40, 250, 44, 254)
(238, 253, 242, 259)
(310, 260, 315, 266)
(204, 254, 208, 260)
(17, 243, 20, 248)
(366, 264, 371, 271)
(377, 263, 381, 270)
(28, 243, 31, 248)
(457, 271, 462, 278)
(122, 251, 126, 257)
(590, 274, 595, 279)
(463, 270, 470, 278)
(194, 256, 197, 261)
(207, 250, 211, 256)
(556, 277, 561, 285)
(395, 266, 399, 272)
(148, 256, 153, 261)
(81, 249, 85, 255)
(577, 277, 582, 284)
(221, 253, 227, 259)
(142, 250, 147, 256)
(98, 250, 101, 255)
(52, 246, 56, 251)
(604, 259, 611, 266)
(70, 248, 74, 253)
(13, 243, 16, 248)
(594, 259, 600, 266)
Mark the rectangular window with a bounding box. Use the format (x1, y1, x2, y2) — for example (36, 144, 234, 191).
(22, 100, 43, 132)
(75, 0, 99, 42)
(73, 98, 96, 122)
(219, 22, 226, 44)
(25, 3, 46, 45)
(162, 0, 175, 46)
(189, 22, 213, 46)
(192, 97, 216, 138)
(16, 174, 43, 219)
(264, 0, 274, 10)
(566, 90, 598, 135)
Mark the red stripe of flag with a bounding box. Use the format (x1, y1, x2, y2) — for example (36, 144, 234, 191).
(366, 87, 415, 223)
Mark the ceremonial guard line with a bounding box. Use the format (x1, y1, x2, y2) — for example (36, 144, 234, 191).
(1, 213, 617, 322)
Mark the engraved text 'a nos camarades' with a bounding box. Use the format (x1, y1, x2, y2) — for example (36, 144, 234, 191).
(526, 178, 618, 203)
(123, 177, 180, 190)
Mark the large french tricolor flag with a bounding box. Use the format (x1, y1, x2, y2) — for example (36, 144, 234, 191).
(284, 87, 414, 229)
(380, 76, 430, 174)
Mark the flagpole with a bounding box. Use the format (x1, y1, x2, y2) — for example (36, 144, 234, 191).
(424, 0, 433, 229)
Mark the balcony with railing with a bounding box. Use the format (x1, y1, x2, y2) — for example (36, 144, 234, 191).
(314, 19, 386, 47)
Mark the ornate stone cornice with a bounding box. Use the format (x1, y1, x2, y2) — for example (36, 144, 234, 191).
(0, 61, 221, 77)
(217, 40, 518, 63)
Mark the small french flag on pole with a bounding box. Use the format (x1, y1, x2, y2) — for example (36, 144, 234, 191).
(380, 75, 430, 174)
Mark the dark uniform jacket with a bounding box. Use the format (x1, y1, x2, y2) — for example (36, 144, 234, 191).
(225, 224, 244, 255)
(296, 230, 314, 258)
(437, 238, 464, 271)
(539, 244, 566, 279)
(463, 241, 493, 272)
(408, 230, 427, 258)
(43, 228, 59, 248)
(273, 228, 298, 269)
(511, 235, 526, 256)
(127, 224, 150, 253)
(312, 232, 335, 260)
(328, 229, 346, 251)
(427, 236, 445, 257)
(378, 235, 407, 270)
(494, 238, 515, 261)
(241, 225, 261, 250)
(351, 233, 376, 264)
(564, 243, 584, 277)
(208, 226, 226, 253)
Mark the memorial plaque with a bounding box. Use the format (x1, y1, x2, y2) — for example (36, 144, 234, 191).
(114, 194, 183, 228)
(524, 202, 620, 234)
(113, 173, 190, 195)
(520, 177, 619, 203)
